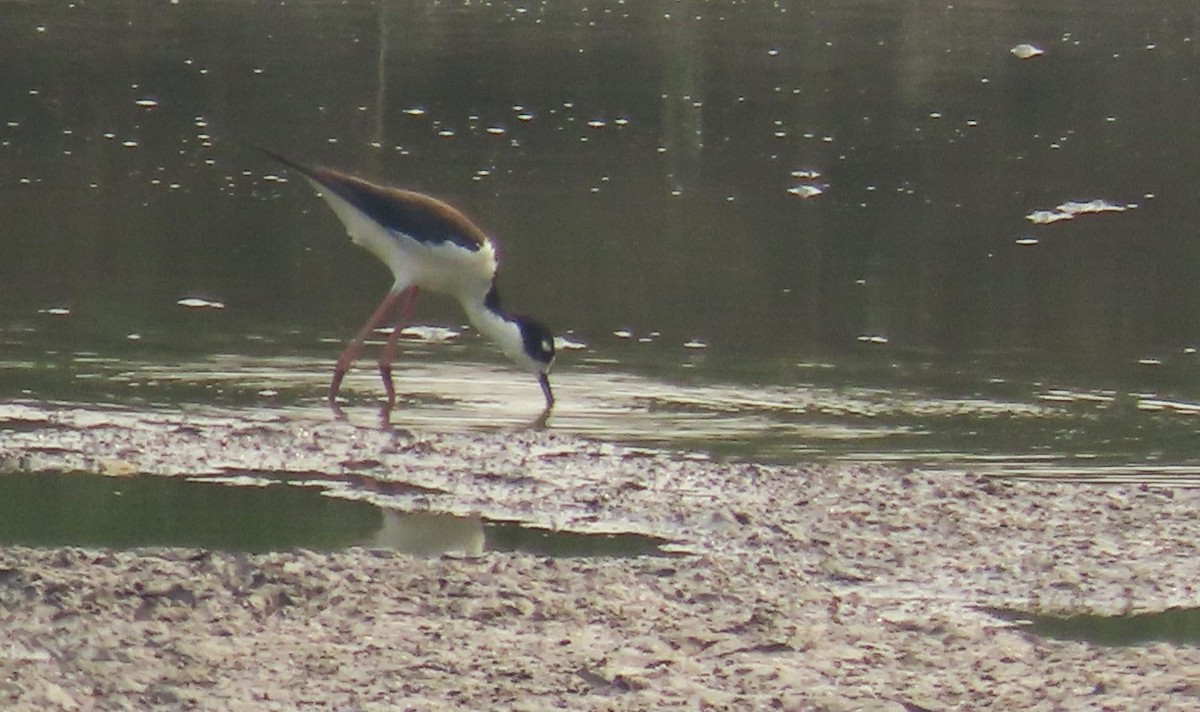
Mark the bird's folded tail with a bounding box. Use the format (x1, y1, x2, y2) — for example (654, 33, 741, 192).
(257, 147, 323, 183)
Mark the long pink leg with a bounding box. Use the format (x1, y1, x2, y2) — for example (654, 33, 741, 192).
(329, 287, 414, 409)
(378, 286, 420, 409)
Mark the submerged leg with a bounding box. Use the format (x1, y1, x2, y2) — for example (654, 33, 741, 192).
(330, 287, 414, 410)
(378, 286, 420, 409)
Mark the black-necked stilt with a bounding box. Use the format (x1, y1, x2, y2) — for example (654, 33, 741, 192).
(265, 151, 556, 415)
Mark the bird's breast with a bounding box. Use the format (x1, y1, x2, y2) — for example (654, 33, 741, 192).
(392, 231, 498, 297)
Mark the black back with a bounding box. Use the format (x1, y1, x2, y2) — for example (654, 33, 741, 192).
(262, 148, 485, 252)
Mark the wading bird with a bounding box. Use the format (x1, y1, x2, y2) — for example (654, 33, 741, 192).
(265, 151, 556, 416)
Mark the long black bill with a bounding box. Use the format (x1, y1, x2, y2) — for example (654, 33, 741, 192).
(538, 372, 555, 410)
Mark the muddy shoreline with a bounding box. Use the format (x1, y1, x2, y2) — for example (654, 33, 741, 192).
(2, 400, 1199, 709)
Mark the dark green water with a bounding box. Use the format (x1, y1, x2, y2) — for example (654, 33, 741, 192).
(0, 471, 382, 552)
(2, 0, 1198, 360)
(3, 0, 1200, 477)
(992, 607, 1200, 647)
(0, 472, 670, 557)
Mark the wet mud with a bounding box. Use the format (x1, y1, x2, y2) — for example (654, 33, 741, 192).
(2, 400, 1200, 709)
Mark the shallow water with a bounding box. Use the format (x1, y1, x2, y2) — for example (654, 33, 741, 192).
(992, 607, 1200, 647)
(5, 337, 1200, 485)
(0, 471, 382, 552)
(0, 471, 670, 557)
(3, 0, 1199, 479)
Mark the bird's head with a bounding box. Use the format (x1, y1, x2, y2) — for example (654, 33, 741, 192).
(516, 316, 556, 373)
(476, 285, 556, 409)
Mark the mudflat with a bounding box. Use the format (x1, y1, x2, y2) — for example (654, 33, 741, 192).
(2, 401, 1198, 710)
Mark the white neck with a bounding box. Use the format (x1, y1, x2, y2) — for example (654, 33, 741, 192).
(463, 299, 539, 373)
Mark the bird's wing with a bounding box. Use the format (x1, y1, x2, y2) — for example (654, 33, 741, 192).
(262, 149, 489, 253)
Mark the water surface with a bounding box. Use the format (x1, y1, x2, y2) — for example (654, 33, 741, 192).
(992, 607, 1200, 647)
(0, 471, 671, 556)
(3, 0, 1200, 477)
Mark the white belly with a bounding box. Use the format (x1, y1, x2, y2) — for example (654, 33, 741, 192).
(399, 232, 498, 298)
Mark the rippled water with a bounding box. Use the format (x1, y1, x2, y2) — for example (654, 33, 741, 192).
(5, 327, 1200, 485)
